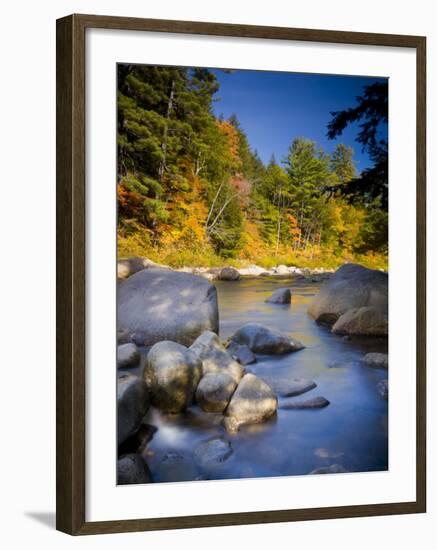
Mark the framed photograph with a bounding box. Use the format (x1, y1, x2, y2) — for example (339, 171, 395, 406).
(56, 14, 426, 535)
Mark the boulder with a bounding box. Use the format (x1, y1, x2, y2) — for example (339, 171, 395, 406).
(144, 341, 202, 413)
(279, 396, 330, 409)
(363, 352, 389, 369)
(309, 464, 348, 475)
(195, 372, 237, 413)
(226, 341, 257, 365)
(117, 374, 149, 445)
(332, 306, 388, 336)
(308, 263, 388, 326)
(265, 287, 292, 304)
(257, 376, 316, 397)
(230, 323, 304, 354)
(117, 256, 168, 279)
(193, 437, 233, 468)
(117, 343, 140, 369)
(377, 379, 389, 399)
(218, 266, 241, 281)
(238, 265, 266, 276)
(117, 269, 219, 346)
(117, 453, 152, 484)
(224, 373, 278, 433)
(190, 331, 244, 383)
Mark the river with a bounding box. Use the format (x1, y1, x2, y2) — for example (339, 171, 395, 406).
(140, 275, 388, 482)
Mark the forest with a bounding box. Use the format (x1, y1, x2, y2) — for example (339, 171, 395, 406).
(117, 65, 388, 270)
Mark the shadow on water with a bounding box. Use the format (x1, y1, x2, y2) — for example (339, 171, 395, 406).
(144, 276, 388, 482)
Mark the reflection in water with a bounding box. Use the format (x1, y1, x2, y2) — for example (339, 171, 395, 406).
(143, 276, 388, 482)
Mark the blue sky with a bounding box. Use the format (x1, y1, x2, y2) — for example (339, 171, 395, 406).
(210, 69, 388, 173)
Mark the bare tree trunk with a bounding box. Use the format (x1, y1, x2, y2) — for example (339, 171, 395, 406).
(158, 78, 175, 181)
(205, 181, 224, 228)
(275, 187, 282, 257)
(206, 191, 240, 234)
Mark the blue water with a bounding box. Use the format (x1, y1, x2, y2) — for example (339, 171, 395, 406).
(142, 276, 388, 482)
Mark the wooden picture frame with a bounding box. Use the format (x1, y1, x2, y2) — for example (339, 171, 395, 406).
(56, 13, 426, 535)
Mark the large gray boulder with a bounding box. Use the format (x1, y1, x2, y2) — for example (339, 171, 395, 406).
(193, 437, 233, 469)
(118, 269, 219, 346)
(308, 264, 388, 326)
(224, 373, 278, 433)
(117, 374, 149, 445)
(190, 331, 244, 383)
(117, 343, 140, 369)
(230, 323, 304, 354)
(265, 287, 292, 304)
(332, 306, 388, 336)
(195, 372, 237, 413)
(144, 341, 202, 413)
(117, 454, 152, 484)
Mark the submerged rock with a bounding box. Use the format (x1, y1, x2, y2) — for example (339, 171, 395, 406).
(258, 376, 316, 398)
(193, 437, 233, 468)
(309, 464, 348, 475)
(332, 306, 388, 336)
(308, 263, 388, 328)
(144, 341, 202, 413)
(218, 267, 240, 281)
(195, 372, 237, 413)
(190, 331, 244, 383)
(227, 342, 257, 365)
(224, 373, 278, 433)
(265, 287, 292, 304)
(118, 269, 219, 347)
(363, 352, 389, 369)
(279, 396, 330, 409)
(117, 453, 152, 484)
(230, 323, 304, 355)
(117, 373, 149, 446)
(117, 342, 140, 369)
(377, 379, 389, 399)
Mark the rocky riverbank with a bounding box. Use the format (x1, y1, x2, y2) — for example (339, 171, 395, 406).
(116, 260, 388, 484)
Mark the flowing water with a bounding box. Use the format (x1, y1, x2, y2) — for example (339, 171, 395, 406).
(140, 276, 388, 483)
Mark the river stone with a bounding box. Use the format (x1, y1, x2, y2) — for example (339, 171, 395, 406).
(275, 264, 289, 275)
(117, 454, 152, 485)
(377, 379, 388, 399)
(363, 352, 389, 369)
(118, 269, 219, 346)
(226, 341, 257, 365)
(224, 373, 278, 433)
(144, 341, 202, 413)
(218, 266, 241, 281)
(265, 287, 292, 304)
(117, 256, 168, 279)
(117, 328, 132, 344)
(195, 372, 237, 413)
(279, 396, 330, 409)
(332, 306, 388, 336)
(154, 451, 200, 483)
(117, 374, 149, 445)
(257, 376, 316, 397)
(193, 437, 233, 468)
(308, 263, 388, 326)
(117, 343, 140, 369)
(190, 331, 244, 383)
(230, 323, 304, 354)
(309, 464, 348, 475)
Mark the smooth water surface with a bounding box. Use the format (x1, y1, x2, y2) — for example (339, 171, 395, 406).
(142, 276, 388, 482)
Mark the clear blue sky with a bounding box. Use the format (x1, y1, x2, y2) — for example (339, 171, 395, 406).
(210, 69, 388, 173)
